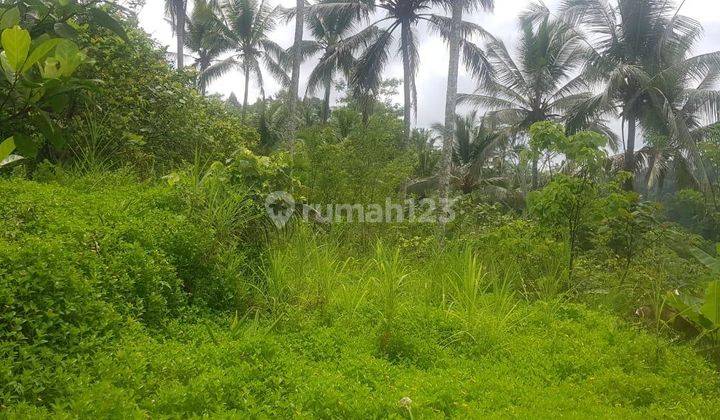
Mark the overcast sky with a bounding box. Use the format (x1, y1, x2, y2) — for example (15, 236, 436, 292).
(138, 0, 720, 129)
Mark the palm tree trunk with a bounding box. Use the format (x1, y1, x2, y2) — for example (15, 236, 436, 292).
(401, 21, 413, 144)
(199, 60, 210, 95)
(242, 63, 250, 123)
(531, 158, 539, 190)
(623, 114, 637, 190)
(175, 1, 186, 71)
(439, 1, 463, 225)
(656, 174, 665, 200)
(322, 76, 332, 123)
(288, 0, 305, 151)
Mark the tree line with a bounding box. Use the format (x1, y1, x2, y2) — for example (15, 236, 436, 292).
(164, 0, 720, 197)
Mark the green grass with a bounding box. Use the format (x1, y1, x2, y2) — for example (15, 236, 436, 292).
(2, 176, 720, 418)
(6, 303, 720, 418)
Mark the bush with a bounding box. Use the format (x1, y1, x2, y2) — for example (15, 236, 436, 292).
(298, 112, 415, 205)
(4, 22, 260, 175)
(0, 175, 227, 404)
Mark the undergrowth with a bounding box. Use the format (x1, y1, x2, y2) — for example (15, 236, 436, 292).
(2, 175, 720, 417)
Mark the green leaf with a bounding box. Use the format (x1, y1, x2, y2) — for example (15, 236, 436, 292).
(0, 136, 15, 163)
(1, 26, 31, 72)
(0, 51, 13, 81)
(89, 8, 128, 42)
(54, 39, 84, 77)
(700, 280, 720, 327)
(41, 57, 61, 79)
(22, 38, 62, 73)
(49, 129, 66, 150)
(13, 133, 39, 158)
(666, 290, 716, 330)
(0, 7, 20, 30)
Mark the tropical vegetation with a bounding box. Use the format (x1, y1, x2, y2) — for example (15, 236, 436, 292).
(3, 0, 720, 417)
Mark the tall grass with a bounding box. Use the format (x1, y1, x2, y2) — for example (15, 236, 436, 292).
(70, 115, 118, 175)
(251, 224, 533, 354)
(438, 248, 521, 351)
(370, 241, 410, 349)
(256, 224, 350, 313)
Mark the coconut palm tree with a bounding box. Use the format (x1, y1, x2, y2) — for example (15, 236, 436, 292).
(203, 0, 290, 123)
(185, 0, 231, 94)
(405, 112, 512, 199)
(299, 0, 378, 123)
(439, 0, 494, 221)
(288, 0, 306, 147)
(443, 111, 503, 194)
(635, 51, 720, 194)
(310, 0, 487, 143)
(165, 0, 190, 70)
(560, 0, 720, 189)
(459, 7, 609, 189)
(411, 128, 440, 178)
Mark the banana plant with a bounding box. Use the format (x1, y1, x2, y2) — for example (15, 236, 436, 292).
(666, 245, 720, 337)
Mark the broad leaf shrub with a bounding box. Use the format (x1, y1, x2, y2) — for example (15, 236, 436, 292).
(0, 0, 128, 166)
(298, 110, 415, 205)
(3, 180, 720, 415)
(5, 301, 720, 417)
(2, 17, 260, 174)
(70, 25, 260, 172)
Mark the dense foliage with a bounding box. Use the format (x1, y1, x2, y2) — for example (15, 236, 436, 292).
(3, 0, 720, 417)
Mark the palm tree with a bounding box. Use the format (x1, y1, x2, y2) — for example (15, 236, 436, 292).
(459, 7, 608, 189)
(288, 0, 306, 148)
(310, 0, 486, 143)
(439, 0, 494, 221)
(443, 111, 503, 193)
(635, 51, 720, 195)
(300, 1, 377, 123)
(203, 0, 289, 123)
(185, 0, 231, 94)
(165, 0, 189, 70)
(635, 134, 697, 198)
(405, 112, 506, 198)
(560, 0, 720, 189)
(411, 128, 440, 178)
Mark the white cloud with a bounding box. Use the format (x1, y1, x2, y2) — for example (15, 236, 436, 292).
(138, 0, 720, 129)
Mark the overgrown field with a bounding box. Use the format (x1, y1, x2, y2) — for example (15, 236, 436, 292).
(2, 176, 720, 417)
(4, 0, 720, 416)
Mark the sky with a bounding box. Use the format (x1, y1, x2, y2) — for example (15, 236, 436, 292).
(138, 0, 720, 129)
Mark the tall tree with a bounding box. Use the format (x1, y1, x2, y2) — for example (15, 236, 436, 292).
(459, 6, 610, 189)
(636, 45, 720, 195)
(165, 0, 189, 70)
(301, 0, 377, 122)
(439, 0, 494, 222)
(288, 0, 306, 149)
(560, 0, 720, 189)
(186, 0, 231, 94)
(311, 1, 486, 143)
(203, 0, 289, 122)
